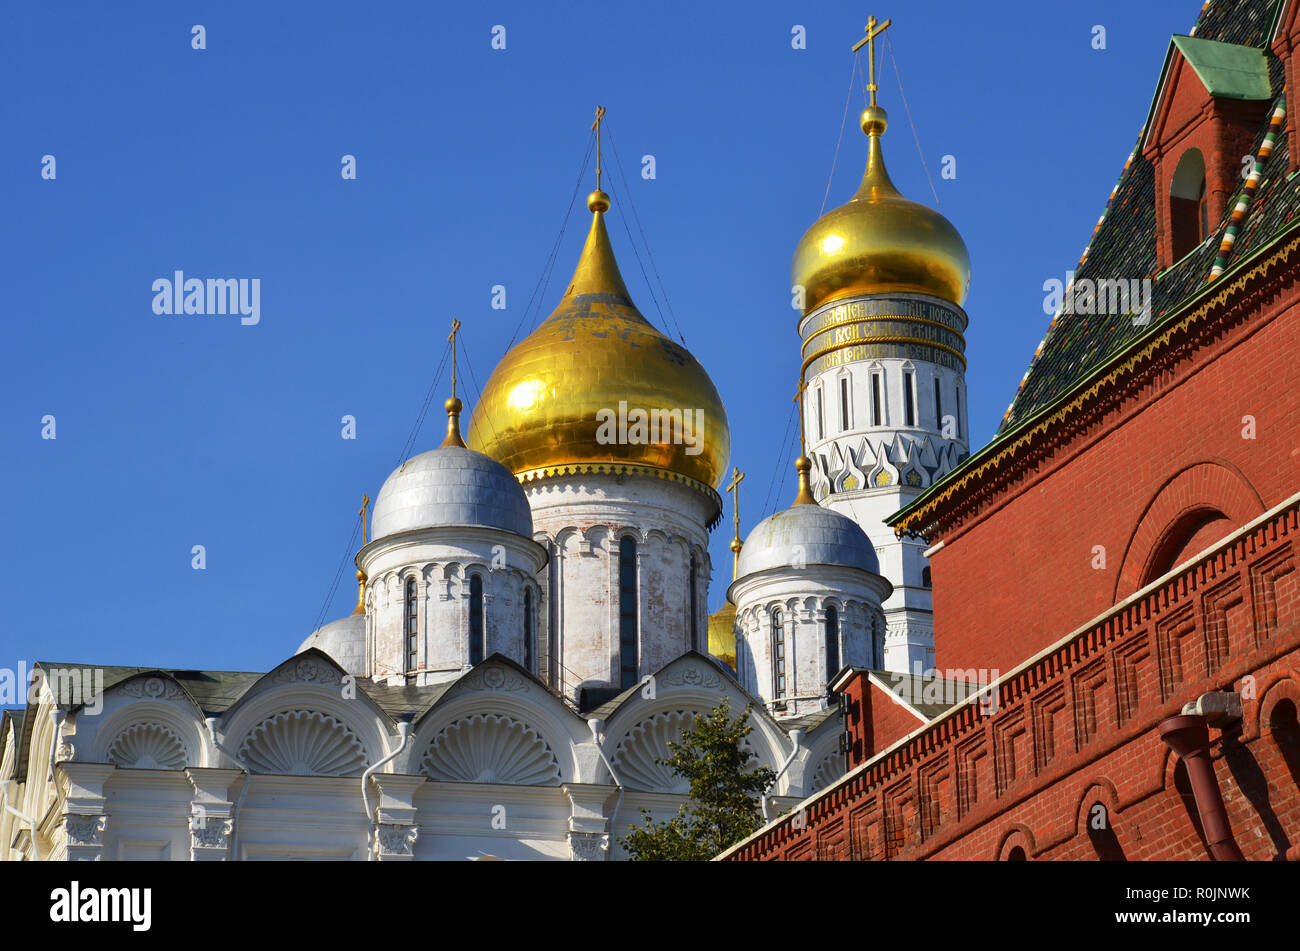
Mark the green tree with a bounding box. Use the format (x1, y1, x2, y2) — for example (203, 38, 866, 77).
(621, 697, 776, 861)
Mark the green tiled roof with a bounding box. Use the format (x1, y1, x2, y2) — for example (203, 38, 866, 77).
(890, 1, 1298, 538)
(34, 663, 263, 715)
(1171, 35, 1272, 100)
(1000, 0, 1289, 433)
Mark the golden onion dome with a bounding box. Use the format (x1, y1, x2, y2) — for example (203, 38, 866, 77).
(707, 601, 737, 670)
(468, 190, 731, 494)
(792, 106, 970, 312)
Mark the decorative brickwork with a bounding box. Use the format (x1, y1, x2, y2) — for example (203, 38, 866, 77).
(722, 499, 1300, 861)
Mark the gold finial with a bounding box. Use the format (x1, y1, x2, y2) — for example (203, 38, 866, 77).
(442, 319, 467, 447)
(591, 105, 607, 193)
(852, 16, 892, 108)
(793, 456, 817, 506)
(353, 494, 370, 615)
(352, 569, 367, 615)
(725, 466, 746, 580)
(442, 396, 466, 447)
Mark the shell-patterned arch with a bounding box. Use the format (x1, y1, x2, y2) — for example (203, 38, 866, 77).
(613, 709, 703, 792)
(808, 747, 844, 793)
(611, 708, 760, 793)
(422, 713, 562, 785)
(238, 710, 369, 777)
(106, 722, 189, 770)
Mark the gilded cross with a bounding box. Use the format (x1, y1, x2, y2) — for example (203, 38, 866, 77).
(725, 466, 745, 579)
(851, 16, 892, 107)
(591, 105, 607, 191)
(359, 493, 371, 546)
(448, 318, 462, 402)
(793, 377, 811, 455)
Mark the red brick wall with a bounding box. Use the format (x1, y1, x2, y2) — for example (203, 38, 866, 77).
(931, 278, 1300, 676)
(722, 502, 1300, 861)
(857, 680, 930, 763)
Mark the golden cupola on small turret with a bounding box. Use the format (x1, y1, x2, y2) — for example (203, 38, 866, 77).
(468, 188, 731, 496)
(791, 104, 970, 313)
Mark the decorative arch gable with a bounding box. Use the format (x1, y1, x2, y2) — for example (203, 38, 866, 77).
(238, 709, 369, 777)
(600, 652, 792, 787)
(408, 654, 589, 782)
(106, 722, 189, 770)
(1115, 460, 1265, 599)
(422, 713, 562, 785)
(1142, 36, 1273, 269)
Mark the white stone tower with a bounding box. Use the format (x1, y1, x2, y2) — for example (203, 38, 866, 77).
(790, 68, 972, 674)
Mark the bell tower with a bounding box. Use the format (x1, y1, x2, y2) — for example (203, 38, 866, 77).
(791, 17, 972, 673)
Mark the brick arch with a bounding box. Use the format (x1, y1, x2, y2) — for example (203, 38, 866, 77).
(1168, 148, 1207, 261)
(1256, 674, 1300, 741)
(994, 824, 1035, 861)
(1072, 778, 1121, 838)
(1074, 779, 1126, 861)
(1114, 461, 1264, 601)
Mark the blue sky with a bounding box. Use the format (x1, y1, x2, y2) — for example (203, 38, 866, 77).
(1, 0, 1199, 674)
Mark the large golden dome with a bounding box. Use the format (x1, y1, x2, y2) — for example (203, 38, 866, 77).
(468, 190, 730, 494)
(792, 106, 970, 312)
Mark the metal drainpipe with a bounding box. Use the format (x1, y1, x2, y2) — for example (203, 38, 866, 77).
(1158, 714, 1245, 861)
(0, 780, 40, 861)
(588, 718, 623, 855)
(205, 717, 254, 860)
(761, 729, 803, 821)
(361, 720, 413, 861)
(45, 707, 65, 858)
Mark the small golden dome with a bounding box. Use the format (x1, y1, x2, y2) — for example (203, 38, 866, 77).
(792, 106, 970, 312)
(707, 601, 737, 670)
(468, 191, 731, 492)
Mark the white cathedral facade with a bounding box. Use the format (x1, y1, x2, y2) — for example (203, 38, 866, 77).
(1, 77, 972, 862)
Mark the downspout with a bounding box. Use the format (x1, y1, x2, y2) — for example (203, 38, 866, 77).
(205, 717, 254, 860)
(761, 728, 803, 820)
(0, 780, 40, 861)
(361, 720, 412, 861)
(48, 708, 64, 789)
(41, 707, 66, 859)
(1158, 714, 1245, 861)
(588, 718, 623, 854)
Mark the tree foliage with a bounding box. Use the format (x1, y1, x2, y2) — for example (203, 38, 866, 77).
(621, 698, 776, 861)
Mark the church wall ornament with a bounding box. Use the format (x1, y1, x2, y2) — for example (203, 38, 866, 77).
(567, 831, 607, 861)
(61, 812, 108, 862)
(120, 676, 187, 701)
(238, 710, 369, 777)
(106, 722, 189, 770)
(422, 713, 562, 786)
(375, 823, 419, 859)
(190, 815, 233, 853)
(270, 658, 346, 687)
